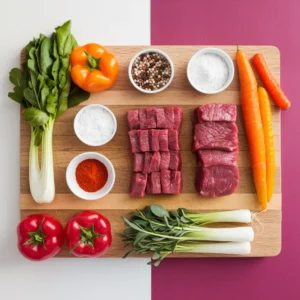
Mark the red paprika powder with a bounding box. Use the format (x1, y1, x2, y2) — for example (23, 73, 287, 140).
(76, 159, 108, 192)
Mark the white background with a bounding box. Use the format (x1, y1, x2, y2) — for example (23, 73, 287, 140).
(0, 1, 151, 299)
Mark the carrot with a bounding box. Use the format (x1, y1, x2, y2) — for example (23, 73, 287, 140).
(258, 87, 276, 201)
(236, 50, 268, 210)
(253, 53, 291, 110)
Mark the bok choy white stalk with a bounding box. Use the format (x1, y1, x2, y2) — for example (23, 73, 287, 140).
(8, 21, 89, 203)
(119, 205, 255, 266)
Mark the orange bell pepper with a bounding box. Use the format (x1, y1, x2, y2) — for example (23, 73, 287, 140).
(70, 43, 119, 93)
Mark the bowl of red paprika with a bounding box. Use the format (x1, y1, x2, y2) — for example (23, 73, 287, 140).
(66, 152, 115, 200)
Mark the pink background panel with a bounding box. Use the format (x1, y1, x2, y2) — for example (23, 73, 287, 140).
(151, 0, 300, 299)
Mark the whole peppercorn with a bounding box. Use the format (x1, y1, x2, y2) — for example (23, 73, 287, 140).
(131, 52, 172, 91)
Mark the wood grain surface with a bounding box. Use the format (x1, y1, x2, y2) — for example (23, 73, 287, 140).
(20, 46, 281, 258)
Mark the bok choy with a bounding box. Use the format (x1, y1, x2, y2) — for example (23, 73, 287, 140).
(119, 205, 254, 266)
(8, 21, 89, 203)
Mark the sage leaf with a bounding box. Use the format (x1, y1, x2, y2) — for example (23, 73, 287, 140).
(150, 204, 170, 218)
(134, 232, 148, 245)
(123, 217, 144, 232)
(152, 252, 161, 260)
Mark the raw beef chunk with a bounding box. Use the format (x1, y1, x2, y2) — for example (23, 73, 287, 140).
(169, 151, 181, 171)
(197, 150, 238, 167)
(165, 107, 175, 128)
(168, 129, 180, 150)
(146, 172, 161, 194)
(170, 171, 182, 194)
(143, 152, 152, 174)
(146, 107, 157, 129)
(128, 130, 141, 153)
(150, 152, 161, 173)
(158, 129, 169, 151)
(139, 130, 150, 152)
(139, 109, 147, 129)
(127, 110, 140, 129)
(156, 108, 168, 128)
(195, 104, 237, 122)
(130, 173, 148, 197)
(195, 164, 239, 197)
(173, 107, 183, 130)
(150, 130, 160, 151)
(193, 122, 238, 152)
(160, 151, 170, 170)
(133, 153, 144, 172)
(161, 170, 171, 194)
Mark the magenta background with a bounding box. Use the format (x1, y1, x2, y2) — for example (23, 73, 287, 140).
(151, 0, 300, 299)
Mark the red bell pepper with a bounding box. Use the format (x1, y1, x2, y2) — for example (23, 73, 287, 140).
(65, 210, 112, 257)
(17, 214, 64, 261)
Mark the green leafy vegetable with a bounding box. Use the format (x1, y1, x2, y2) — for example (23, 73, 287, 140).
(8, 20, 90, 204)
(119, 205, 253, 266)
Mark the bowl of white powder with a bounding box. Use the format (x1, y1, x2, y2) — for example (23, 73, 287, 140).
(187, 48, 234, 94)
(74, 104, 117, 147)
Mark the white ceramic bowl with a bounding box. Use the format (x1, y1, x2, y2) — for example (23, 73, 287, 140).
(187, 48, 235, 94)
(128, 48, 175, 94)
(74, 104, 117, 147)
(66, 152, 115, 200)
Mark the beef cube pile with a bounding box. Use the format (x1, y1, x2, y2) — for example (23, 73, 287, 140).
(128, 107, 183, 197)
(193, 104, 239, 197)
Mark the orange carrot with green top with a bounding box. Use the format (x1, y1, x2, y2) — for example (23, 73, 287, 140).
(253, 53, 291, 110)
(258, 86, 276, 201)
(236, 50, 268, 210)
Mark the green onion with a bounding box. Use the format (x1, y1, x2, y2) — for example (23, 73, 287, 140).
(119, 204, 254, 266)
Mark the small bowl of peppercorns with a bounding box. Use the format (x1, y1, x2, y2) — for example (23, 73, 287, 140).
(128, 49, 174, 94)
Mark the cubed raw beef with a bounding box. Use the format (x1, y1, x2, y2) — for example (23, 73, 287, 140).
(168, 129, 180, 150)
(169, 151, 181, 170)
(155, 108, 168, 128)
(197, 150, 238, 167)
(195, 104, 237, 122)
(127, 110, 140, 129)
(165, 107, 174, 128)
(146, 172, 161, 194)
(160, 151, 170, 170)
(128, 130, 141, 153)
(146, 107, 157, 128)
(173, 107, 183, 130)
(139, 130, 150, 152)
(133, 153, 144, 172)
(195, 164, 239, 197)
(143, 152, 152, 174)
(170, 171, 182, 194)
(193, 122, 238, 152)
(139, 109, 147, 129)
(150, 152, 161, 172)
(150, 129, 160, 151)
(159, 129, 169, 151)
(130, 173, 147, 197)
(161, 170, 171, 194)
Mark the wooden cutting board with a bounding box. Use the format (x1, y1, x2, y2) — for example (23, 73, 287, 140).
(20, 46, 281, 258)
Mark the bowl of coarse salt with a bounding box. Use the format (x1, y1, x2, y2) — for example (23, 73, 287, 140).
(187, 48, 234, 94)
(74, 104, 117, 147)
